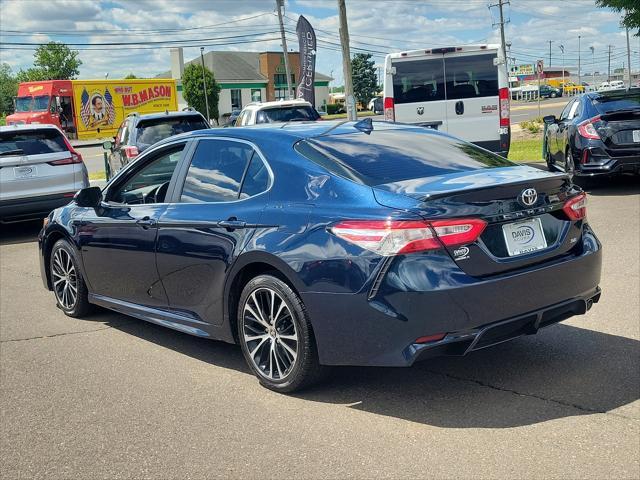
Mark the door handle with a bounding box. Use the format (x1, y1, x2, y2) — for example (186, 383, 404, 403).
(455, 100, 464, 115)
(136, 216, 157, 229)
(218, 219, 247, 231)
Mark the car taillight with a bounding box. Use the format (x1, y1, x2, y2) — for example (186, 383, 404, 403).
(124, 146, 139, 160)
(52, 132, 84, 165)
(499, 87, 510, 127)
(329, 218, 486, 256)
(562, 193, 587, 221)
(577, 116, 601, 140)
(384, 97, 395, 121)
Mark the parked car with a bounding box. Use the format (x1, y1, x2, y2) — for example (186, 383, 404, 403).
(1, 124, 88, 223)
(39, 121, 602, 392)
(383, 44, 510, 156)
(543, 87, 640, 176)
(597, 80, 625, 92)
(539, 85, 562, 98)
(107, 109, 209, 173)
(235, 99, 321, 126)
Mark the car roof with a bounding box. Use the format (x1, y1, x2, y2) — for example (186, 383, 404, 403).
(0, 124, 63, 133)
(243, 99, 313, 110)
(128, 110, 206, 122)
(151, 120, 445, 148)
(584, 87, 640, 101)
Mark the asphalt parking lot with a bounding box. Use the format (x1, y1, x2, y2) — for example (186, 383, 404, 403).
(1, 176, 638, 479)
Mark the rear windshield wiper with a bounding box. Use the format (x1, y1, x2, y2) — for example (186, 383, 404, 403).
(0, 149, 25, 156)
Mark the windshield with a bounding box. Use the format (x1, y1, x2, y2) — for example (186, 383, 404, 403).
(0, 129, 67, 155)
(15, 95, 50, 112)
(135, 116, 209, 146)
(593, 89, 640, 113)
(296, 126, 513, 186)
(256, 106, 320, 123)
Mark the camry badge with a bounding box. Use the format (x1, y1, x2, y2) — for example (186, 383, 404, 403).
(519, 188, 538, 207)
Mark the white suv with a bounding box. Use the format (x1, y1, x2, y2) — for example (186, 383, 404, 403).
(235, 100, 320, 126)
(0, 124, 89, 223)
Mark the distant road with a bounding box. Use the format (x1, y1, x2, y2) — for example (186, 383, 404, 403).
(511, 98, 567, 122)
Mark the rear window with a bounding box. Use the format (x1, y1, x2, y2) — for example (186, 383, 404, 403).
(296, 127, 513, 186)
(392, 53, 498, 104)
(256, 106, 320, 123)
(135, 116, 209, 146)
(0, 129, 67, 155)
(592, 90, 640, 113)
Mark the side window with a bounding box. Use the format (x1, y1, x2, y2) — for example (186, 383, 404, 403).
(180, 140, 253, 203)
(108, 144, 185, 204)
(567, 100, 581, 120)
(120, 123, 130, 145)
(115, 122, 125, 146)
(239, 155, 271, 199)
(444, 54, 498, 100)
(559, 100, 574, 120)
(393, 58, 445, 104)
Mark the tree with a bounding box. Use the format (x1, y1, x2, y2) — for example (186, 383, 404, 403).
(15, 67, 48, 83)
(0, 63, 18, 115)
(351, 53, 378, 108)
(182, 63, 220, 122)
(32, 41, 82, 79)
(124, 73, 138, 79)
(596, 0, 640, 31)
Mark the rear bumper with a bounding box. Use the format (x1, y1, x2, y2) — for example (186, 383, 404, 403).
(577, 147, 640, 176)
(302, 226, 602, 367)
(0, 192, 75, 223)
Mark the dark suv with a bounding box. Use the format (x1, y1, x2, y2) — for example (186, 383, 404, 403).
(108, 110, 209, 173)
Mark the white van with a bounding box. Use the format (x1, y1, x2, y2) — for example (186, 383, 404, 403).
(383, 44, 510, 156)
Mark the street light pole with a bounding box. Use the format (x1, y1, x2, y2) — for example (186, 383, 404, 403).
(559, 44, 565, 87)
(548, 40, 553, 67)
(276, 0, 293, 100)
(590, 46, 595, 79)
(338, 0, 356, 121)
(578, 35, 581, 86)
(200, 47, 211, 125)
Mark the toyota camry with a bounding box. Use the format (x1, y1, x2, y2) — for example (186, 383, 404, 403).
(39, 120, 602, 392)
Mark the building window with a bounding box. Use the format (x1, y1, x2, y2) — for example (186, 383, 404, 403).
(251, 89, 262, 102)
(273, 73, 295, 85)
(231, 89, 242, 110)
(274, 88, 289, 101)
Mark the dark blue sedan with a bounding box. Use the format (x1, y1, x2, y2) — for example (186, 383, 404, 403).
(39, 120, 602, 392)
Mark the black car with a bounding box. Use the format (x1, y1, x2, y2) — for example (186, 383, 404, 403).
(107, 110, 209, 173)
(539, 85, 562, 99)
(543, 88, 640, 177)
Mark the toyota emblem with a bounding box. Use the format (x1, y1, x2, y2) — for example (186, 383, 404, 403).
(519, 188, 538, 207)
(417, 106, 424, 115)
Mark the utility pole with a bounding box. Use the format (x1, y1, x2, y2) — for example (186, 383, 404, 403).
(338, 0, 356, 120)
(489, 0, 510, 83)
(276, 0, 293, 100)
(607, 44, 612, 82)
(548, 40, 553, 67)
(200, 47, 210, 125)
(578, 35, 581, 86)
(626, 28, 632, 89)
(559, 44, 565, 87)
(590, 46, 595, 78)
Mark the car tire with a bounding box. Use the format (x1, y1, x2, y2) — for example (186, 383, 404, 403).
(50, 239, 93, 318)
(237, 274, 326, 393)
(550, 92, 557, 98)
(565, 149, 576, 180)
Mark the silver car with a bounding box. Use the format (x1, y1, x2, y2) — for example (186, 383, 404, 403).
(0, 124, 89, 223)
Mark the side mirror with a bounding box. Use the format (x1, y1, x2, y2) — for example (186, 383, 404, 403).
(74, 187, 103, 208)
(543, 115, 557, 125)
(50, 104, 56, 114)
(102, 140, 113, 150)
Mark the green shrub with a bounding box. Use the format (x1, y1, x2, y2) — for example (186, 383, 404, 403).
(326, 103, 343, 115)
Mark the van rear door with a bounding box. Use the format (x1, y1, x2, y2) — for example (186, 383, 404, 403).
(444, 50, 499, 150)
(391, 56, 447, 132)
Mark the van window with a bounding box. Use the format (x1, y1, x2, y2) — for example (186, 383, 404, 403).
(392, 58, 445, 104)
(444, 54, 498, 99)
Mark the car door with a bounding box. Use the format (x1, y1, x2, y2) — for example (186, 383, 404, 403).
(78, 141, 189, 307)
(550, 100, 575, 164)
(557, 99, 581, 161)
(155, 138, 272, 329)
(444, 51, 499, 146)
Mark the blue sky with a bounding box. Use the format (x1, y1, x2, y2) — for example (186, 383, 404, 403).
(1, 0, 638, 84)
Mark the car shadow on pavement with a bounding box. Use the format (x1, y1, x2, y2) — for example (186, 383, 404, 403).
(0, 220, 42, 246)
(97, 311, 639, 429)
(578, 175, 640, 196)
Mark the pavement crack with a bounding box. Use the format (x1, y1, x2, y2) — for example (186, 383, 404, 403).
(1, 321, 137, 343)
(425, 368, 639, 422)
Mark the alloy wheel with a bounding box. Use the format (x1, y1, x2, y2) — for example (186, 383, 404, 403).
(51, 248, 77, 310)
(242, 287, 299, 381)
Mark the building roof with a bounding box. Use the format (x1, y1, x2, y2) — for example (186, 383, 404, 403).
(158, 51, 332, 83)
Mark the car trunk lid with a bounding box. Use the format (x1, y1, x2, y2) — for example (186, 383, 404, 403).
(373, 166, 584, 277)
(595, 108, 640, 149)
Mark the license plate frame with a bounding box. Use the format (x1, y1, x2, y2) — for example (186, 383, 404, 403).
(632, 130, 640, 143)
(13, 165, 37, 179)
(502, 217, 548, 256)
